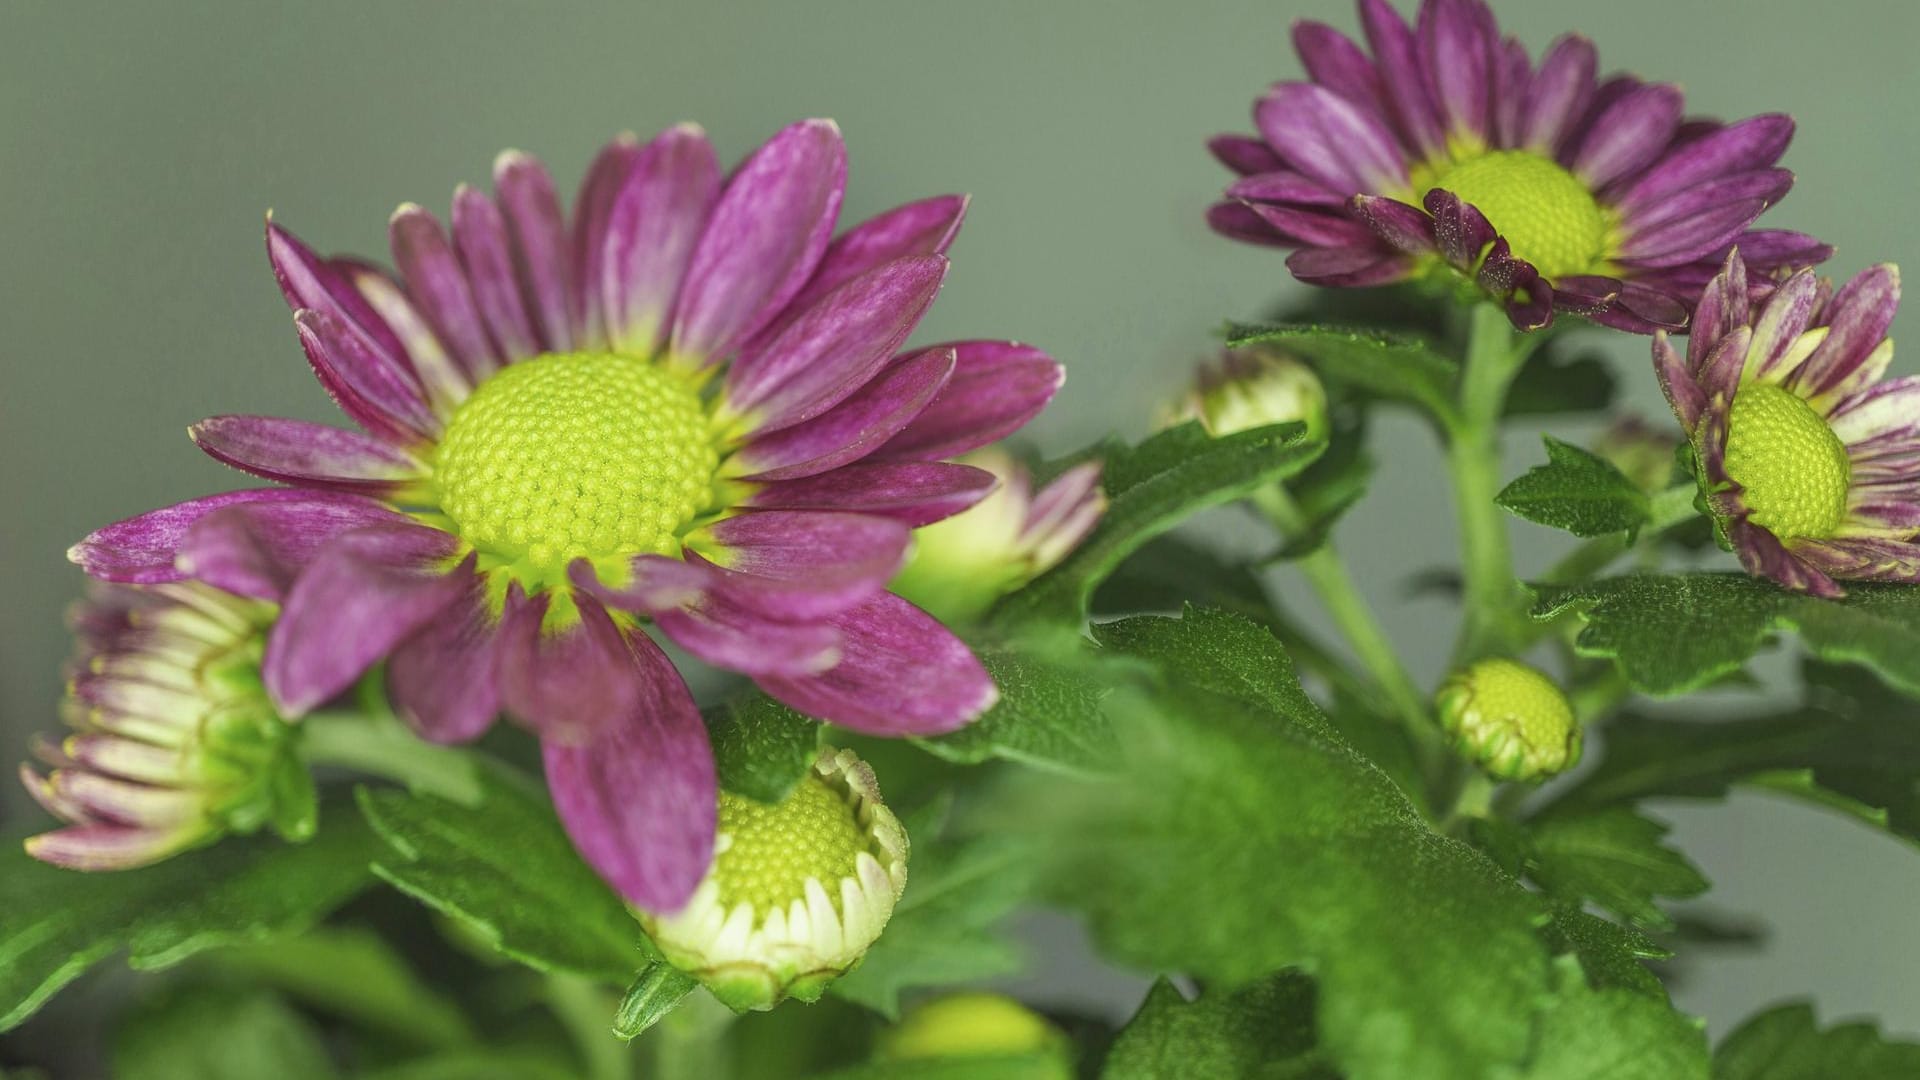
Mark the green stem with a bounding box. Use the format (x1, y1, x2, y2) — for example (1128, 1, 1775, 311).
(1542, 483, 1700, 585)
(300, 692, 482, 807)
(544, 974, 633, 1080)
(1447, 303, 1530, 663)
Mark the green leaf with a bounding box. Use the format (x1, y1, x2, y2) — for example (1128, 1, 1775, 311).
(205, 926, 474, 1048)
(812, 1056, 1071, 1080)
(705, 692, 821, 803)
(0, 796, 380, 1032)
(1532, 573, 1920, 697)
(1524, 808, 1709, 931)
(1048, 606, 1551, 1080)
(1505, 964, 1708, 1079)
(914, 636, 1117, 775)
(1093, 532, 1281, 625)
(1714, 1002, 1920, 1078)
(112, 985, 339, 1080)
(993, 420, 1322, 628)
(1273, 407, 1374, 559)
(1541, 907, 1670, 999)
(1226, 323, 1459, 424)
(1103, 974, 1333, 1080)
(1503, 345, 1616, 418)
(356, 763, 648, 982)
(830, 806, 1034, 1018)
(1498, 436, 1650, 539)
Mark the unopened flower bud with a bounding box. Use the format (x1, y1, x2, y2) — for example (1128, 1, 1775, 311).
(890, 448, 1105, 624)
(20, 584, 312, 870)
(877, 992, 1072, 1074)
(1591, 417, 1680, 494)
(638, 747, 908, 1011)
(1163, 346, 1328, 440)
(1435, 658, 1581, 782)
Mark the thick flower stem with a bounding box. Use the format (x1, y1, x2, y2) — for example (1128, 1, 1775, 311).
(1447, 304, 1532, 663)
(300, 681, 482, 806)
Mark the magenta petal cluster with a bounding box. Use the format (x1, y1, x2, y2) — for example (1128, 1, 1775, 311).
(1210, 0, 1833, 331)
(1657, 251, 1916, 596)
(66, 119, 1064, 911)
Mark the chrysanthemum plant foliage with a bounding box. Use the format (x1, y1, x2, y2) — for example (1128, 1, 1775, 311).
(11, 2, 1920, 1078)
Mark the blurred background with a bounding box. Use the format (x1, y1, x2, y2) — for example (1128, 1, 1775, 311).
(3, 0, 1918, 1044)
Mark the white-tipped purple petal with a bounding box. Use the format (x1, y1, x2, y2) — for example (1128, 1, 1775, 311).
(451, 184, 539, 363)
(1617, 115, 1794, 210)
(1796, 265, 1902, 400)
(874, 342, 1064, 462)
(386, 577, 502, 745)
(1359, 0, 1446, 157)
(1729, 520, 1843, 598)
(728, 346, 955, 481)
(603, 124, 722, 358)
(757, 592, 996, 736)
(267, 219, 410, 371)
(263, 526, 467, 717)
(497, 590, 642, 745)
(671, 119, 847, 362)
(343, 260, 471, 416)
(493, 151, 578, 353)
(1520, 35, 1595, 151)
(293, 309, 439, 445)
(391, 203, 501, 380)
(570, 134, 641, 347)
(723, 255, 947, 433)
(1293, 20, 1384, 111)
(1741, 270, 1822, 382)
(1571, 83, 1684, 189)
(175, 494, 417, 602)
(1208, 134, 1284, 176)
(24, 824, 197, 872)
(743, 462, 997, 527)
(189, 415, 427, 495)
(1256, 83, 1408, 194)
(542, 632, 715, 913)
(69, 489, 393, 586)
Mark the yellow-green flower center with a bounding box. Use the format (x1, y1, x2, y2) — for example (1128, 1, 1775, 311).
(712, 774, 868, 914)
(433, 352, 718, 574)
(1722, 383, 1852, 542)
(1420, 150, 1610, 279)
(1435, 657, 1580, 782)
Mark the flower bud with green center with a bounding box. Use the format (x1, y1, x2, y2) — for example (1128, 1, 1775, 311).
(20, 583, 313, 870)
(1435, 658, 1581, 782)
(1409, 150, 1616, 279)
(876, 992, 1073, 1074)
(637, 747, 908, 1011)
(1164, 346, 1328, 441)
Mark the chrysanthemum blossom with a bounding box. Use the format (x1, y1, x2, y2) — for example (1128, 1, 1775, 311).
(67, 119, 1064, 911)
(1657, 251, 1913, 597)
(888, 448, 1105, 624)
(20, 584, 310, 870)
(1209, 0, 1833, 331)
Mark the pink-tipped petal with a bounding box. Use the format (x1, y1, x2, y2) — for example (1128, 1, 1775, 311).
(696, 511, 911, 591)
(267, 219, 410, 371)
(653, 590, 841, 678)
(1618, 115, 1795, 210)
(452, 184, 540, 363)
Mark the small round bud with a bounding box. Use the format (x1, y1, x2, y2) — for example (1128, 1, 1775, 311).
(638, 747, 908, 1012)
(1591, 418, 1680, 494)
(1163, 346, 1328, 440)
(876, 993, 1072, 1074)
(1435, 658, 1581, 782)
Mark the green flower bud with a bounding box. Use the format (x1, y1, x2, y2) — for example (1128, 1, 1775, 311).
(637, 747, 908, 1012)
(876, 993, 1072, 1074)
(1435, 658, 1581, 782)
(1163, 346, 1328, 440)
(1591, 417, 1680, 494)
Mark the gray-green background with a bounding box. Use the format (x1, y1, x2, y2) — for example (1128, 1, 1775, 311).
(4, 0, 1916, 1040)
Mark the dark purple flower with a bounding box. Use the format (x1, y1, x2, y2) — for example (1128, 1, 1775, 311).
(1210, 0, 1833, 331)
(1657, 251, 1914, 596)
(68, 120, 1063, 911)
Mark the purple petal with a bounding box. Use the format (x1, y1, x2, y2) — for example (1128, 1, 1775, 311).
(729, 346, 956, 481)
(1351, 195, 1439, 255)
(1694, 325, 1754, 411)
(266, 219, 410, 372)
(1796, 265, 1901, 400)
(1424, 189, 1496, 269)
(1244, 202, 1379, 248)
(1359, 0, 1446, 157)
(1616, 115, 1795, 210)
(1608, 282, 1691, 334)
(1255, 83, 1408, 194)
(1729, 520, 1842, 597)
(1490, 36, 1531, 147)
(696, 511, 911, 588)
(603, 123, 722, 357)
(1519, 35, 1596, 152)
(451, 184, 539, 363)
(1285, 246, 1413, 287)
(1208, 134, 1284, 176)
(1653, 332, 1706, 430)
(293, 309, 438, 445)
(176, 494, 417, 602)
(1417, 0, 1496, 142)
(671, 119, 846, 361)
(724, 255, 947, 432)
(387, 579, 502, 745)
(1620, 170, 1793, 233)
(1571, 84, 1684, 189)
(542, 633, 715, 913)
(873, 341, 1064, 462)
(1293, 20, 1384, 111)
(743, 462, 997, 527)
(570, 134, 641, 347)
(1689, 250, 1750, 371)
(69, 489, 393, 585)
(493, 151, 578, 353)
(1226, 170, 1349, 208)
(1742, 270, 1822, 382)
(1732, 230, 1835, 271)
(1551, 275, 1621, 311)
(1616, 200, 1769, 268)
(1207, 202, 1292, 247)
(343, 260, 471, 416)
(757, 592, 996, 736)
(1798, 537, 1920, 584)
(653, 589, 840, 678)
(566, 556, 709, 619)
(1830, 374, 1920, 446)
(24, 824, 194, 872)
(263, 526, 467, 716)
(497, 590, 643, 745)
(190, 415, 427, 495)
(391, 203, 501, 380)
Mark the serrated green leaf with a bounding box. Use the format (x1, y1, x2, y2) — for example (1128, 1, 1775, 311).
(1532, 573, 1920, 697)
(0, 795, 380, 1032)
(1541, 907, 1670, 998)
(1226, 323, 1459, 424)
(206, 926, 474, 1048)
(1092, 533, 1280, 624)
(993, 421, 1322, 629)
(1103, 974, 1333, 1080)
(112, 985, 339, 1080)
(356, 763, 647, 982)
(1714, 1002, 1920, 1078)
(1046, 606, 1550, 1080)
(1499, 436, 1650, 539)
(1525, 808, 1709, 930)
(704, 692, 822, 803)
(914, 638, 1116, 774)
(1503, 965, 1708, 1079)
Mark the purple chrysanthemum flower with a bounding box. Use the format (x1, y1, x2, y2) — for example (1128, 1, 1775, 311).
(1657, 251, 1913, 596)
(68, 119, 1064, 910)
(1209, 0, 1834, 331)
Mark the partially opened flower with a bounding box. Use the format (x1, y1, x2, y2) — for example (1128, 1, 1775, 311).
(1160, 345, 1329, 440)
(20, 583, 311, 869)
(1209, 0, 1832, 331)
(1657, 252, 1913, 597)
(67, 119, 1063, 910)
(888, 448, 1105, 624)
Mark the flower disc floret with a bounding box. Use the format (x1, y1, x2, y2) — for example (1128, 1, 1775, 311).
(713, 772, 868, 916)
(1419, 151, 1610, 279)
(1721, 383, 1851, 542)
(434, 352, 717, 572)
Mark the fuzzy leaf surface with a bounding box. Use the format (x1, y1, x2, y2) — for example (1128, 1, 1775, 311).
(1713, 1002, 1920, 1078)
(1498, 436, 1650, 539)
(1103, 974, 1332, 1079)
